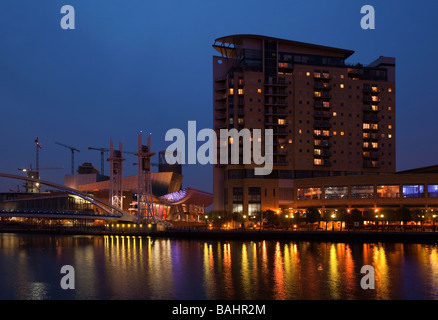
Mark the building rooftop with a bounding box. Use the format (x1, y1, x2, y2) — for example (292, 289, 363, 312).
(213, 34, 355, 59)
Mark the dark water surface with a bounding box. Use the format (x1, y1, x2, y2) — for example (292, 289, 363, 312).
(1, 233, 437, 300)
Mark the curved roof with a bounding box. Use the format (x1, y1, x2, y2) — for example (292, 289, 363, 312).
(213, 34, 354, 59)
(159, 188, 213, 206)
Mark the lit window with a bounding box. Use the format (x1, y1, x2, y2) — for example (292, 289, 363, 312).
(299, 129, 302, 134)
(388, 107, 392, 111)
(314, 91, 322, 97)
(306, 72, 310, 76)
(388, 125, 392, 129)
(257, 88, 262, 93)
(388, 88, 392, 93)
(333, 112, 337, 116)
(363, 123, 370, 129)
(288, 139, 292, 144)
(229, 88, 234, 95)
(340, 75, 345, 79)
(388, 134, 392, 138)
(333, 131, 337, 135)
(278, 118, 286, 125)
(229, 137, 234, 144)
(371, 105, 378, 111)
(238, 89, 244, 95)
(340, 132, 344, 136)
(314, 159, 322, 165)
(340, 84, 344, 89)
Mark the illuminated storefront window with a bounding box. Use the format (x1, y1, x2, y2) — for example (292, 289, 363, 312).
(376, 185, 399, 198)
(324, 186, 348, 200)
(402, 185, 424, 198)
(351, 185, 374, 199)
(428, 185, 438, 198)
(297, 187, 322, 200)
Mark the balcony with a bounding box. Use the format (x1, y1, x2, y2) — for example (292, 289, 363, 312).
(314, 139, 331, 147)
(313, 73, 331, 80)
(363, 151, 379, 159)
(314, 101, 330, 109)
(314, 92, 331, 99)
(265, 90, 288, 97)
(363, 114, 380, 122)
(215, 114, 227, 120)
(314, 82, 331, 90)
(363, 96, 380, 103)
(273, 129, 288, 135)
(314, 149, 332, 157)
(363, 134, 380, 141)
(314, 120, 331, 128)
(215, 104, 226, 111)
(314, 159, 331, 166)
(265, 109, 288, 116)
(363, 105, 379, 112)
(265, 80, 288, 87)
(265, 100, 288, 106)
(364, 160, 379, 168)
(363, 86, 380, 94)
(314, 111, 331, 119)
(215, 95, 227, 101)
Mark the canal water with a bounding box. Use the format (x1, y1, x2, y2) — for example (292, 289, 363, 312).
(0, 233, 437, 300)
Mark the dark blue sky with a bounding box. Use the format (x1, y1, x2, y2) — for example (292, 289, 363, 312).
(1, 0, 438, 192)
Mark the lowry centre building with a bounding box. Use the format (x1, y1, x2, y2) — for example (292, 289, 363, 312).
(212, 34, 438, 216)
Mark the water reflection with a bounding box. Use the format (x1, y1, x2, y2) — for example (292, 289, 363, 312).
(1, 234, 438, 299)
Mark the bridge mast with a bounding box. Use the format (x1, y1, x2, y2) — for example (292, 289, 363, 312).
(107, 139, 125, 212)
(135, 132, 155, 224)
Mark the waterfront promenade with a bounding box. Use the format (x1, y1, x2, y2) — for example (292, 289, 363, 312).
(1, 222, 438, 243)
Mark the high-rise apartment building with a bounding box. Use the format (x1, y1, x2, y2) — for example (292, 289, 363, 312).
(212, 34, 395, 215)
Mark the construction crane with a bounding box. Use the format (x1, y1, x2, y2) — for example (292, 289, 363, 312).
(34, 137, 42, 171)
(55, 142, 80, 175)
(88, 147, 135, 175)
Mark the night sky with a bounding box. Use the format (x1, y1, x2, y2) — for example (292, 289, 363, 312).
(1, 0, 437, 193)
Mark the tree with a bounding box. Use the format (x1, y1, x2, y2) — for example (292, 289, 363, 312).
(262, 209, 278, 228)
(305, 207, 321, 230)
(396, 206, 411, 229)
(350, 208, 363, 228)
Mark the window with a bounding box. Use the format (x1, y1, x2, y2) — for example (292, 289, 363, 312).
(351, 185, 374, 199)
(403, 185, 424, 198)
(297, 187, 322, 200)
(278, 118, 286, 125)
(306, 72, 310, 76)
(340, 84, 344, 89)
(257, 88, 262, 93)
(376, 185, 399, 198)
(325, 186, 348, 199)
(388, 125, 392, 129)
(238, 88, 244, 95)
(314, 159, 322, 165)
(229, 88, 234, 95)
(232, 187, 243, 213)
(428, 185, 438, 198)
(363, 123, 370, 130)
